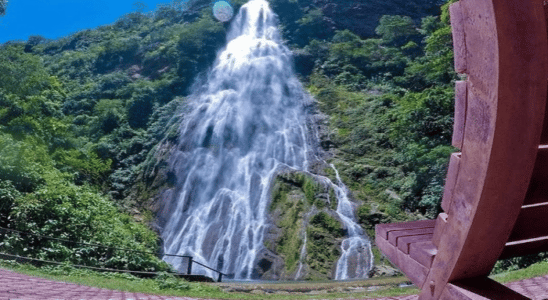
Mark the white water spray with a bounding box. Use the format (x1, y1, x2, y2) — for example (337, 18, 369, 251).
(160, 0, 372, 280)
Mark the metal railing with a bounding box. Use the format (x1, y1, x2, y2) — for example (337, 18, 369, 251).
(163, 253, 227, 282)
(0, 227, 227, 282)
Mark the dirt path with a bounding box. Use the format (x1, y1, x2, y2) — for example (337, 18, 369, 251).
(212, 276, 413, 297)
(0, 268, 196, 300)
(2, 267, 548, 299)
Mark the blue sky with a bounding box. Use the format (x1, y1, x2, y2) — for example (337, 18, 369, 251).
(0, 0, 183, 44)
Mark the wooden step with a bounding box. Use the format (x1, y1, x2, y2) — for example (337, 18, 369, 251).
(376, 220, 438, 287)
(376, 219, 435, 240)
(410, 241, 437, 269)
(508, 201, 548, 243)
(501, 200, 548, 259)
(523, 145, 548, 206)
(388, 227, 435, 247)
(397, 233, 433, 254)
(500, 236, 548, 260)
(500, 145, 548, 259)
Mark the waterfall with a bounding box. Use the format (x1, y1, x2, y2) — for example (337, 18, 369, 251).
(330, 165, 374, 280)
(160, 0, 372, 280)
(161, 0, 310, 279)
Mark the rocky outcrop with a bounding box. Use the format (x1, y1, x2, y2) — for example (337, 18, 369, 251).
(260, 170, 346, 280)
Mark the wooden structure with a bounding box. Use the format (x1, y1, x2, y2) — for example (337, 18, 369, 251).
(375, 0, 548, 299)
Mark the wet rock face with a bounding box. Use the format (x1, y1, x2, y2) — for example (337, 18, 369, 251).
(252, 248, 286, 280)
(369, 264, 401, 277)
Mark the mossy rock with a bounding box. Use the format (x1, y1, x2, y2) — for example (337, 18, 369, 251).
(264, 171, 344, 280)
(304, 212, 344, 279)
(267, 176, 309, 278)
(265, 171, 346, 280)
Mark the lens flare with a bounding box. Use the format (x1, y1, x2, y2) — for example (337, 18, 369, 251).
(213, 1, 234, 23)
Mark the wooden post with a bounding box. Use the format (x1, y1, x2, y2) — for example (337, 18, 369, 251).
(187, 256, 193, 275)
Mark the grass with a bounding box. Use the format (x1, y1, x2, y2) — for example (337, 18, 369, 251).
(491, 260, 548, 284)
(1, 258, 548, 299)
(0, 259, 230, 299)
(0, 258, 417, 299)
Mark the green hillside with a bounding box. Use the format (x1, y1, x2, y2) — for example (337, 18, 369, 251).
(1, 0, 531, 278)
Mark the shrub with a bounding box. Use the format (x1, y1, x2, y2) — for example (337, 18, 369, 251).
(6, 172, 170, 272)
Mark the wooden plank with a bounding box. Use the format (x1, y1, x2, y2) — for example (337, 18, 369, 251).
(523, 145, 548, 206)
(419, 0, 548, 297)
(432, 213, 448, 248)
(541, 5, 548, 144)
(500, 236, 548, 260)
(375, 219, 435, 240)
(541, 81, 548, 144)
(453, 82, 468, 150)
(441, 153, 461, 212)
(376, 233, 428, 287)
(388, 227, 435, 247)
(410, 241, 437, 269)
(450, 1, 467, 74)
(397, 234, 433, 254)
(508, 201, 548, 242)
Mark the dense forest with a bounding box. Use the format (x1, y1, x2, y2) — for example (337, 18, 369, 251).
(0, 0, 536, 279)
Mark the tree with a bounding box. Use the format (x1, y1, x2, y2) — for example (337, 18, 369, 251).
(0, 0, 7, 16)
(132, 1, 147, 13)
(375, 15, 419, 47)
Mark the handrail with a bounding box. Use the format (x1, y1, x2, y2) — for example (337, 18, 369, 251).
(0, 226, 227, 282)
(190, 259, 227, 282)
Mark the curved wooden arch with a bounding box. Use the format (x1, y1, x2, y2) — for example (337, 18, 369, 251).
(376, 0, 548, 298)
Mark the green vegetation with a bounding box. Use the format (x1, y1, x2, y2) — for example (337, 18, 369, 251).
(0, 0, 537, 281)
(269, 176, 307, 275)
(268, 172, 338, 277)
(4, 256, 548, 299)
(270, 0, 470, 273)
(492, 260, 548, 284)
(0, 259, 227, 299)
(0, 0, 228, 273)
(295, 1, 459, 232)
(306, 212, 344, 279)
(0, 258, 420, 299)
(267, 172, 347, 279)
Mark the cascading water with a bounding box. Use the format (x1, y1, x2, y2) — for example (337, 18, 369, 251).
(330, 165, 374, 280)
(160, 0, 373, 280)
(161, 0, 310, 279)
